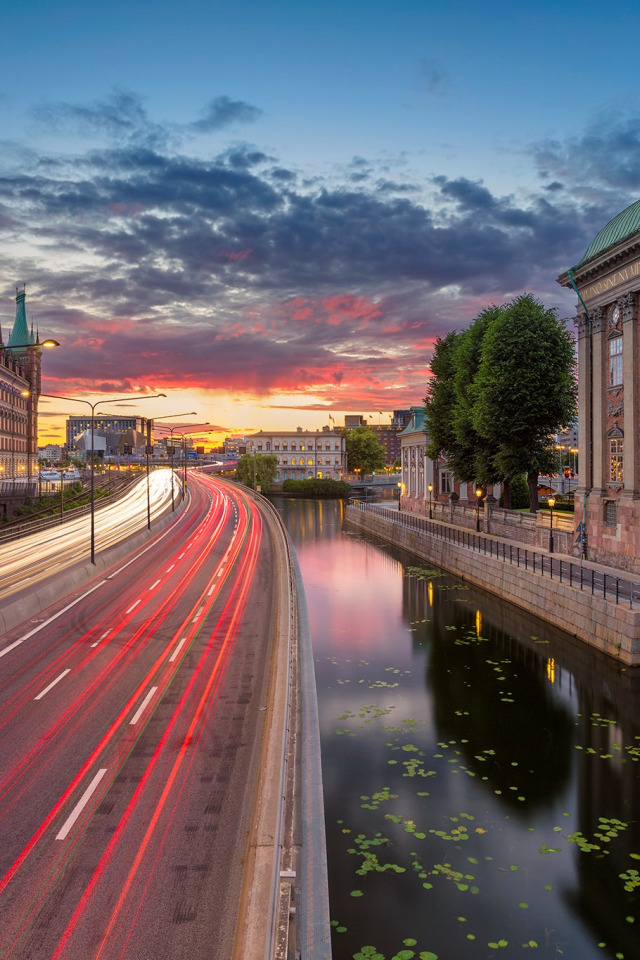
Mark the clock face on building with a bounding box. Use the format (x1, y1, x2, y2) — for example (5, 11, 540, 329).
(610, 304, 621, 328)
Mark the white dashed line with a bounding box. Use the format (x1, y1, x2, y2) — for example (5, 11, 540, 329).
(149, 579, 161, 591)
(169, 637, 187, 662)
(56, 768, 107, 840)
(125, 599, 141, 615)
(34, 669, 71, 701)
(130, 686, 158, 725)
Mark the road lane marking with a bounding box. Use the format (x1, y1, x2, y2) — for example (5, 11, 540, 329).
(125, 599, 141, 614)
(130, 686, 158, 725)
(166, 564, 175, 572)
(169, 637, 187, 662)
(90, 630, 110, 648)
(56, 769, 107, 840)
(0, 639, 24, 659)
(149, 579, 161, 590)
(34, 669, 71, 701)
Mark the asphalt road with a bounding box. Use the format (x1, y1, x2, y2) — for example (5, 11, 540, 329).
(0, 473, 278, 960)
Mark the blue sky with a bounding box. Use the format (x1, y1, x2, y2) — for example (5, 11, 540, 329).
(2, 0, 640, 441)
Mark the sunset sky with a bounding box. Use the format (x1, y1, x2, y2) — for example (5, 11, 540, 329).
(2, 0, 640, 445)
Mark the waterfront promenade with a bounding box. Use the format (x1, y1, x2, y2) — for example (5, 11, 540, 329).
(346, 502, 640, 665)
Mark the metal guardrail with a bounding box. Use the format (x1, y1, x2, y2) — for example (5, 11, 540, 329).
(352, 502, 640, 610)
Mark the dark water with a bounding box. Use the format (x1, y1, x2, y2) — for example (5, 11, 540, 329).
(275, 498, 640, 960)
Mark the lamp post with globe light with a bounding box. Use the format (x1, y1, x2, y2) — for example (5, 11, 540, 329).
(428, 482, 433, 520)
(475, 487, 483, 532)
(547, 496, 556, 554)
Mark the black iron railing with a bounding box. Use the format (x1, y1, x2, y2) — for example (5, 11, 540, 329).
(350, 502, 640, 609)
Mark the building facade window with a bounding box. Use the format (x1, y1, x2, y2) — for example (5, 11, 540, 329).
(604, 500, 618, 527)
(609, 336, 623, 387)
(609, 438, 623, 483)
(440, 470, 452, 495)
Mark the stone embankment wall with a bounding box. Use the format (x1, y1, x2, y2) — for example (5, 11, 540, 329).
(346, 506, 640, 666)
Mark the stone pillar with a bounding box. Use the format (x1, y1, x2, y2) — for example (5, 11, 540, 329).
(591, 307, 606, 493)
(576, 312, 591, 496)
(621, 292, 638, 497)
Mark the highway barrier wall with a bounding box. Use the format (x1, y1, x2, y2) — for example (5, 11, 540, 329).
(346, 504, 640, 666)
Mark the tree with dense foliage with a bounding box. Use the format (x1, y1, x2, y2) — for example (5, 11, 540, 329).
(344, 426, 387, 477)
(424, 331, 460, 465)
(472, 294, 577, 511)
(425, 293, 577, 513)
(235, 452, 278, 492)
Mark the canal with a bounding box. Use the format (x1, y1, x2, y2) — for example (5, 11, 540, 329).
(275, 498, 640, 960)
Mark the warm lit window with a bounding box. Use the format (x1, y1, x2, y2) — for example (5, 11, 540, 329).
(609, 337, 623, 386)
(610, 439, 623, 483)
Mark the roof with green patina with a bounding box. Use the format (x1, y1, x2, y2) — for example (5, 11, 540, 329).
(578, 197, 640, 266)
(399, 405, 427, 436)
(7, 290, 34, 349)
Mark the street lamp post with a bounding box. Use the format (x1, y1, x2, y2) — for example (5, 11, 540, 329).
(475, 487, 483, 532)
(39, 392, 166, 563)
(428, 482, 433, 520)
(547, 496, 555, 553)
(570, 447, 578, 477)
(397, 480, 402, 511)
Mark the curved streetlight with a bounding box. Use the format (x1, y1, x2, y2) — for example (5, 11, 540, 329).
(475, 487, 483, 533)
(152, 414, 198, 511)
(547, 496, 556, 554)
(38, 392, 166, 563)
(164, 424, 214, 508)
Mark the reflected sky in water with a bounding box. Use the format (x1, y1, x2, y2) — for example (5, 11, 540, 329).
(276, 498, 640, 960)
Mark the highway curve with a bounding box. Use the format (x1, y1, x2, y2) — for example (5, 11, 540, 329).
(0, 472, 288, 960)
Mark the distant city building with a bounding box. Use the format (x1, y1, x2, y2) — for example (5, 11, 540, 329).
(66, 414, 147, 460)
(558, 197, 640, 572)
(344, 415, 368, 429)
(38, 444, 63, 462)
(249, 426, 346, 482)
(224, 436, 251, 456)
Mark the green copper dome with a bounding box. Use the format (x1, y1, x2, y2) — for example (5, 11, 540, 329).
(578, 198, 640, 265)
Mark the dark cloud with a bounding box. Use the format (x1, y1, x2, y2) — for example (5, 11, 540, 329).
(2, 98, 636, 409)
(190, 96, 263, 133)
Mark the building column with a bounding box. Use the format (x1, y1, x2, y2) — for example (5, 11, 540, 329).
(576, 312, 591, 497)
(621, 292, 639, 497)
(591, 307, 606, 494)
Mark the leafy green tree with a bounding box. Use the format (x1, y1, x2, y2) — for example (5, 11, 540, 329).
(472, 294, 577, 512)
(344, 426, 386, 477)
(425, 331, 460, 463)
(235, 452, 278, 492)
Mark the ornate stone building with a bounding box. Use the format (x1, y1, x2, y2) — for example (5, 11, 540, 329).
(248, 427, 346, 483)
(399, 406, 434, 513)
(0, 287, 44, 503)
(558, 199, 640, 572)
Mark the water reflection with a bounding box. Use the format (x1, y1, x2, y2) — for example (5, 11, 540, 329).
(274, 499, 640, 960)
